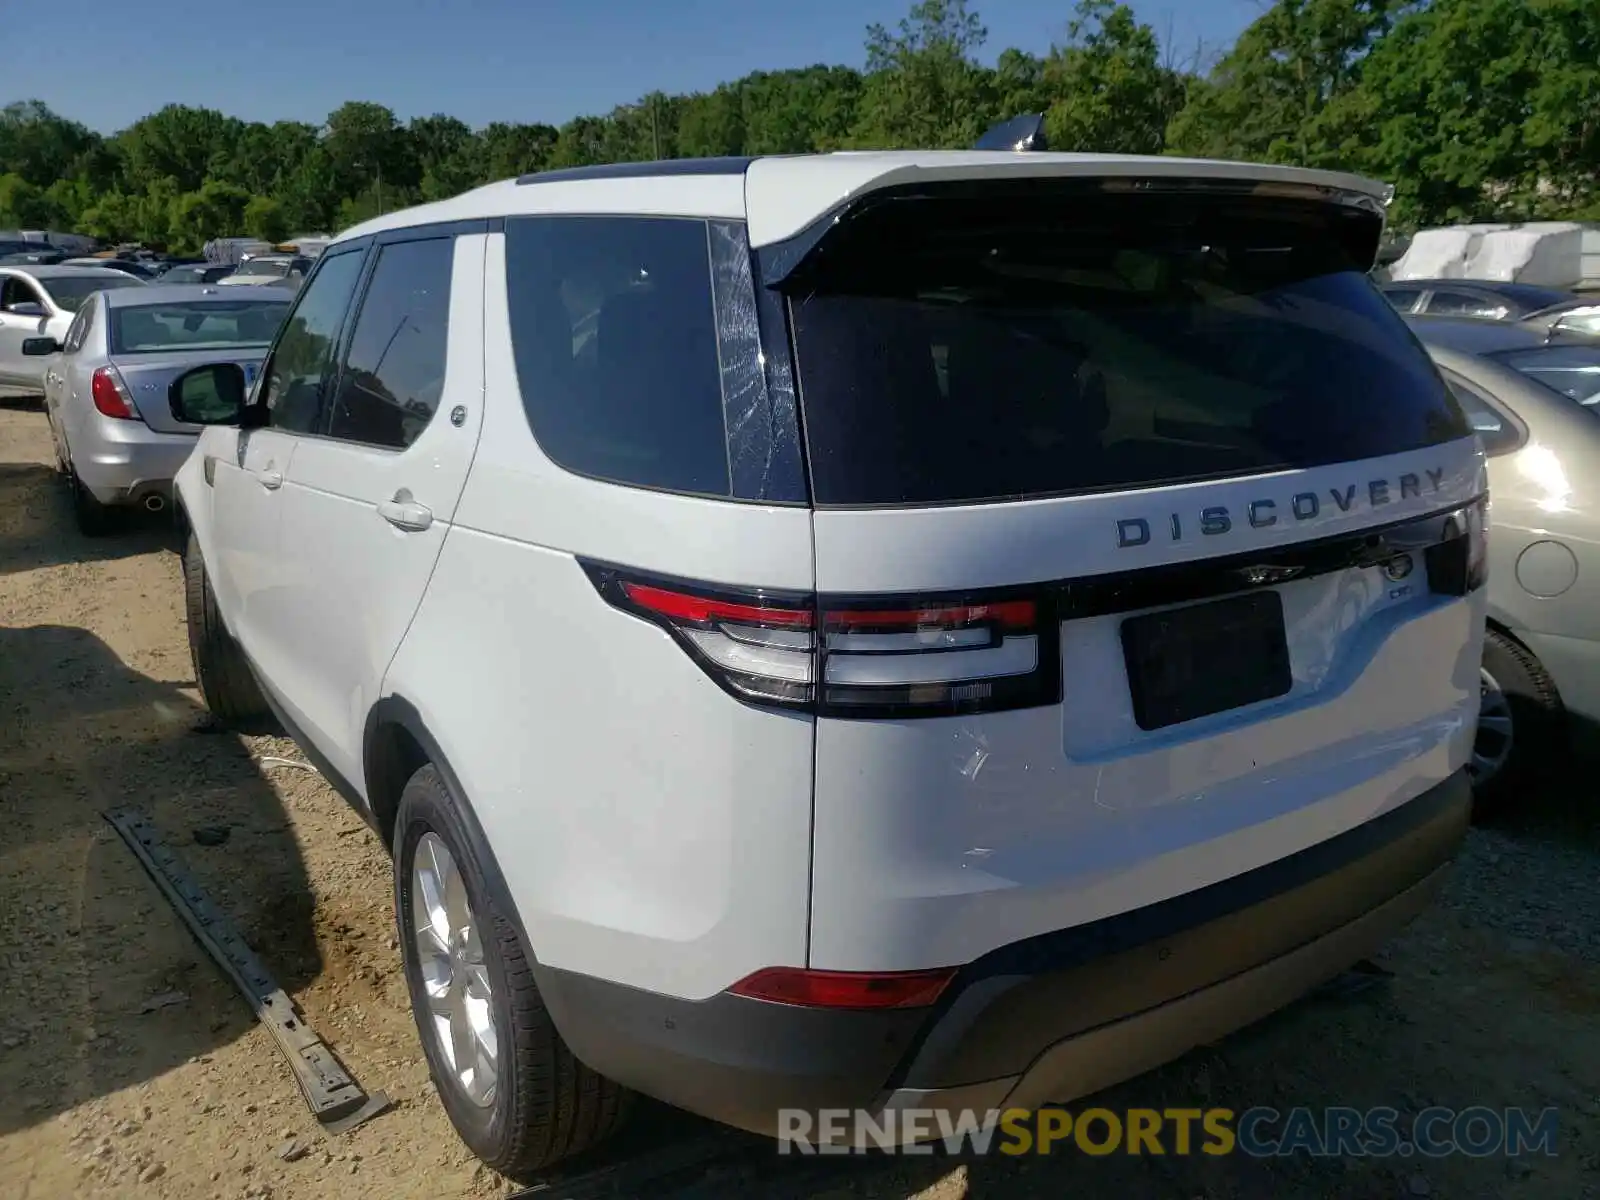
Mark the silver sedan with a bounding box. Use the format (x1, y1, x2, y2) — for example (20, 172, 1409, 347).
(26, 284, 291, 534)
(1408, 315, 1600, 812)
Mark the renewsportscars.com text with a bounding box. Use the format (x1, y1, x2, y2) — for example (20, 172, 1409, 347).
(777, 1106, 1559, 1159)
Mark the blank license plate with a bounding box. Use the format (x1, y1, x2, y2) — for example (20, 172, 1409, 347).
(1121, 591, 1292, 731)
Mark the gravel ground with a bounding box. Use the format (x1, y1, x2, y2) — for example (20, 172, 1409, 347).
(2, 394, 1598, 1200)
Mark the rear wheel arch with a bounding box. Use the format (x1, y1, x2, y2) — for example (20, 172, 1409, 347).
(362, 698, 521, 934)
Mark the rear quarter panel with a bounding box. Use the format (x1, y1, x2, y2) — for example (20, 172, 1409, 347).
(381, 231, 815, 1002)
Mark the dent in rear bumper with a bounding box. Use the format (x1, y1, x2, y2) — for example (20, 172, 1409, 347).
(534, 769, 1470, 1138)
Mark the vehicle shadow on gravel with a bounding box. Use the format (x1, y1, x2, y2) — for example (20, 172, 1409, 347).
(0, 623, 320, 1138)
(0, 462, 180, 576)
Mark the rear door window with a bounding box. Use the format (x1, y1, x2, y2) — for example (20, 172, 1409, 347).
(503, 215, 731, 497)
(779, 186, 1470, 507)
(259, 246, 367, 434)
(326, 236, 454, 450)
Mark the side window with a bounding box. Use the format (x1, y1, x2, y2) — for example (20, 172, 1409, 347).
(2, 276, 43, 310)
(259, 248, 366, 434)
(1427, 290, 1508, 320)
(326, 237, 454, 449)
(62, 303, 92, 353)
(1382, 288, 1422, 313)
(1443, 371, 1519, 455)
(504, 215, 731, 497)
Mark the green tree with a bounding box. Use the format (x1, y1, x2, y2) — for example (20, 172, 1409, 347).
(741, 67, 864, 152)
(1341, 0, 1600, 225)
(677, 86, 747, 158)
(116, 104, 243, 193)
(479, 122, 559, 178)
(1041, 1, 1185, 154)
(6, 0, 1600, 250)
(0, 101, 100, 189)
(323, 102, 416, 205)
(410, 114, 483, 200)
(852, 0, 996, 148)
(243, 195, 289, 242)
(0, 172, 62, 228)
(167, 180, 251, 253)
(1165, 0, 1403, 166)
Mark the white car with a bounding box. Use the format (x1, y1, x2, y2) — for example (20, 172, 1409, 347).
(0, 265, 146, 389)
(168, 147, 1488, 1177)
(215, 253, 311, 288)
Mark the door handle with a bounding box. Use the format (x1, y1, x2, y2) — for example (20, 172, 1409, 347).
(257, 468, 283, 490)
(377, 491, 433, 532)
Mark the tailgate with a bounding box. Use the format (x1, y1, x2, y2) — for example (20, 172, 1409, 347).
(780, 179, 1487, 970)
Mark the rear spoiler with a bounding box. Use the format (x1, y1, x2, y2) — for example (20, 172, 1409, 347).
(974, 114, 1048, 152)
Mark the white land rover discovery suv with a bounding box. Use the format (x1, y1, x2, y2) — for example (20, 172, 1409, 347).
(168, 146, 1487, 1176)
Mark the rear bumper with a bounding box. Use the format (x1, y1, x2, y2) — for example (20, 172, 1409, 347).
(533, 768, 1469, 1139)
(73, 419, 195, 504)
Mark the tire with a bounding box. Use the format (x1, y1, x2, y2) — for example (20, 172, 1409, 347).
(1472, 628, 1565, 818)
(183, 533, 270, 725)
(70, 469, 113, 537)
(393, 765, 631, 1178)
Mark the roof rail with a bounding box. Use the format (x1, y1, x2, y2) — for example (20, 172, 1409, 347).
(975, 114, 1048, 152)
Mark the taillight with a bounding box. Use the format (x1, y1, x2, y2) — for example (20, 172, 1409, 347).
(727, 966, 955, 1009)
(90, 366, 138, 420)
(819, 595, 1054, 716)
(583, 562, 1059, 718)
(1424, 496, 1488, 595)
(615, 578, 815, 706)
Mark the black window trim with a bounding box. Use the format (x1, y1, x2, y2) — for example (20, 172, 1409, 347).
(253, 237, 372, 437)
(252, 219, 494, 443)
(502, 213, 811, 507)
(62, 299, 90, 354)
(318, 223, 470, 453)
(1438, 366, 1527, 456)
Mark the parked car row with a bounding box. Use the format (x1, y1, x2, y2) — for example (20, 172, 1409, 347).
(1382, 277, 1600, 341)
(4, 149, 1590, 1180)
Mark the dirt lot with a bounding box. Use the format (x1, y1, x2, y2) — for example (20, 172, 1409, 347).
(2, 396, 1600, 1200)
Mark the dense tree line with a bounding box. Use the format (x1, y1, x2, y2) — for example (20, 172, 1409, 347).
(1, 0, 1595, 254)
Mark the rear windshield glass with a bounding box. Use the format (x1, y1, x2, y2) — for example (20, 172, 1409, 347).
(782, 187, 1470, 506)
(42, 275, 145, 312)
(236, 258, 290, 277)
(110, 300, 289, 354)
(1493, 344, 1600, 407)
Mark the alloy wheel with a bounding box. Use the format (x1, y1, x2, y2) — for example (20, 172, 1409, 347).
(411, 832, 499, 1107)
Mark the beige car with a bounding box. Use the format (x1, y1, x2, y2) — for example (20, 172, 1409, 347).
(1409, 315, 1600, 813)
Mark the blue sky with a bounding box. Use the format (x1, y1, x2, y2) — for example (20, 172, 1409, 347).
(10, 0, 1261, 134)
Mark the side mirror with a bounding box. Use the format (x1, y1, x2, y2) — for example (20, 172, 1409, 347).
(21, 337, 60, 356)
(4, 301, 48, 318)
(170, 362, 248, 425)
